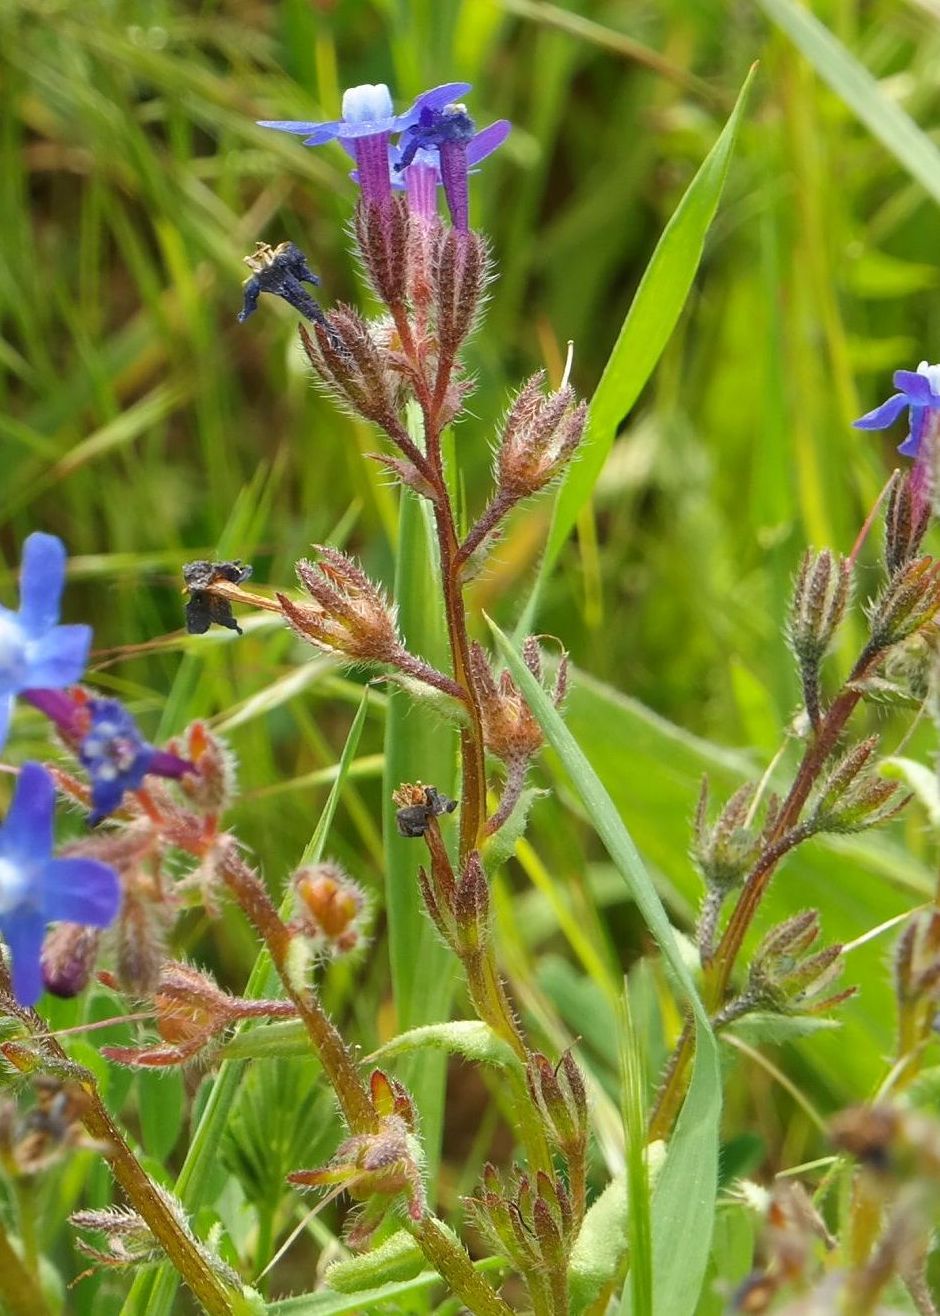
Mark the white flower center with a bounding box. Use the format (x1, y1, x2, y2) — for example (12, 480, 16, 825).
(916, 360, 940, 396)
(0, 614, 27, 691)
(0, 857, 28, 916)
(342, 83, 393, 127)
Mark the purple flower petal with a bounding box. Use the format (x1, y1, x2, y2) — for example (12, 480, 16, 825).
(42, 858, 121, 927)
(0, 763, 54, 866)
(893, 370, 936, 404)
(256, 119, 327, 136)
(398, 82, 473, 131)
(18, 533, 67, 638)
(26, 624, 92, 688)
(147, 749, 193, 780)
(853, 393, 909, 430)
(898, 429, 921, 457)
(3, 907, 46, 1006)
(467, 120, 511, 165)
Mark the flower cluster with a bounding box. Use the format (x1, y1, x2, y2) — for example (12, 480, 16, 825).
(258, 80, 509, 229)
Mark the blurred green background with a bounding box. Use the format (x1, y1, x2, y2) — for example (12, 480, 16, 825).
(2, 0, 940, 1309)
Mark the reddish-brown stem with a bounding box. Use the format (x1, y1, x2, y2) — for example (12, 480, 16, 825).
(217, 847, 376, 1132)
(457, 491, 515, 569)
(649, 641, 885, 1140)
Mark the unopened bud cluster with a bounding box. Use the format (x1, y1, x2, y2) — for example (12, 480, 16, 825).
(717, 909, 852, 1027)
(788, 548, 851, 726)
(288, 1069, 424, 1249)
(693, 778, 778, 962)
(885, 469, 932, 576)
(469, 1164, 575, 1286)
(292, 861, 368, 955)
(525, 1050, 588, 1164)
(497, 371, 586, 501)
(868, 555, 940, 650)
(809, 736, 904, 835)
(280, 547, 401, 664)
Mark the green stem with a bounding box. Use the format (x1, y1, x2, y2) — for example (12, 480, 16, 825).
(0, 1218, 49, 1316)
(408, 1216, 513, 1316)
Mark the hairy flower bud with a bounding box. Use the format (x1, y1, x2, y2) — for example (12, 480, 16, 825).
(293, 860, 367, 954)
(885, 468, 932, 577)
(788, 549, 852, 727)
(453, 851, 489, 956)
(168, 721, 236, 817)
(300, 308, 400, 429)
(895, 909, 940, 1007)
(288, 1110, 425, 1249)
(41, 924, 101, 998)
(355, 195, 410, 307)
(725, 910, 854, 1023)
(281, 547, 401, 664)
(432, 227, 488, 359)
(526, 1050, 588, 1159)
(809, 737, 905, 834)
(470, 640, 552, 765)
(868, 556, 940, 650)
(115, 889, 166, 998)
(497, 371, 586, 500)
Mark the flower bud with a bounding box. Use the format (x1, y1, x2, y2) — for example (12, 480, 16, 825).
(370, 1068, 417, 1129)
(526, 1050, 588, 1158)
(281, 547, 401, 664)
(895, 908, 940, 1007)
(885, 469, 932, 577)
(167, 721, 236, 817)
(432, 227, 488, 359)
(453, 852, 489, 956)
(497, 372, 586, 501)
(788, 549, 851, 665)
(692, 778, 766, 893)
(355, 195, 410, 308)
(41, 924, 101, 998)
(115, 889, 166, 998)
(809, 737, 905, 834)
(293, 860, 367, 954)
(469, 641, 544, 764)
(300, 308, 399, 430)
(738, 910, 853, 1020)
(288, 1112, 425, 1250)
(869, 556, 940, 649)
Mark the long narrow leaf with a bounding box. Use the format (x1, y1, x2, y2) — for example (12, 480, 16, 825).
(383, 476, 458, 1187)
(489, 620, 721, 1316)
(759, 0, 940, 206)
(518, 65, 755, 632)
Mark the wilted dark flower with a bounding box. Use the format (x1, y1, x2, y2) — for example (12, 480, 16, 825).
(393, 784, 456, 838)
(182, 559, 253, 635)
(238, 241, 326, 326)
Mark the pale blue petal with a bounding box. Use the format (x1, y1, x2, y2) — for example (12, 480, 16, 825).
(26, 624, 92, 688)
(3, 908, 46, 1006)
(41, 858, 121, 928)
(18, 533, 67, 637)
(0, 695, 12, 752)
(0, 762, 54, 866)
(853, 393, 909, 430)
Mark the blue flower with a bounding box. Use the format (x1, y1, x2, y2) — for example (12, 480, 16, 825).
(0, 534, 91, 751)
(258, 81, 470, 209)
(854, 361, 940, 458)
(396, 101, 510, 230)
(78, 699, 192, 826)
(0, 762, 120, 1005)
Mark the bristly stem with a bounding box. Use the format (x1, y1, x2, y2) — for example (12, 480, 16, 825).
(650, 640, 885, 1141)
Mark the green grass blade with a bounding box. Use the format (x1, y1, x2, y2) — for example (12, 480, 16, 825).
(382, 481, 458, 1191)
(126, 689, 371, 1316)
(758, 0, 940, 206)
(489, 620, 721, 1316)
(518, 64, 755, 633)
(619, 987, 652, 1316)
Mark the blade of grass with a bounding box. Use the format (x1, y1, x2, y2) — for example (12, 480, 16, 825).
(619, 986, 652, 1316)
(489, 620, 722, 1316)
(517, 64, 756, 635)
(382, 473, 458, 1194)
(758, 0, 940, 206)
